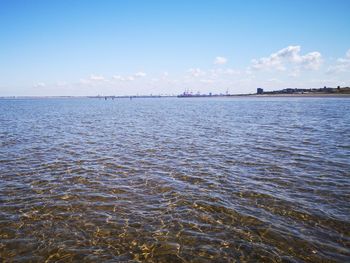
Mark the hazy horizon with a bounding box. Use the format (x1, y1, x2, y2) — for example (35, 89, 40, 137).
(1, 0, 349, 96)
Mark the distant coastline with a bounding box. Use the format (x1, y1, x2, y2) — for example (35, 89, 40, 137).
(254, 86, 350, 96)
(1, 86, 350, 99)
(250, 93, 350, 97)
(177, 86, 350, 98)
(1, 93, 350, 99)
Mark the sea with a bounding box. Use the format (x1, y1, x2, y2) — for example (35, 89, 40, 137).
(0, 97, 349, 262)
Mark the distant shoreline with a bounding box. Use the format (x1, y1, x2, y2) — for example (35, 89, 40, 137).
(248, 93, 350, 97)
(177, 93, 350, 98)
(1, 93, 350, 99)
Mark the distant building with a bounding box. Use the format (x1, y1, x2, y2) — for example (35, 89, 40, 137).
(284, 88, 295, 94)
(257, 88, 264, 94)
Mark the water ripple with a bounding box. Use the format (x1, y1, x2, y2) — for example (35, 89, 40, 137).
(0, 97, 349, 262)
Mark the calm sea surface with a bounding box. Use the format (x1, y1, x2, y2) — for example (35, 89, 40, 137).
(0, 97, 349, 262)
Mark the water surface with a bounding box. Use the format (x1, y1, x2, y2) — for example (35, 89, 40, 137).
(0, 97, 349, 262)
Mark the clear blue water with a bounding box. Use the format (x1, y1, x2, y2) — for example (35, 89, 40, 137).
(0, 97, 349, 262)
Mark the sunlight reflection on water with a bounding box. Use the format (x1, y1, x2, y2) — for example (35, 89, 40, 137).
(0, 97, 349, 262)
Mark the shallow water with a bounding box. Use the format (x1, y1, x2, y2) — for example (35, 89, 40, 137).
(0, 97, 349, 262)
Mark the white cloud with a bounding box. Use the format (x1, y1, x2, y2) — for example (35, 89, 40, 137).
(90, 74, 105, 81)
(214, 56, 228, 65)
(300, 52, 322, 70)
(224, 68, 240, 75)
(79, 78, 90, 84)
(134, 71, 147, 78)
(56, 81, 67, 87)
(212, 68, 240, 75)
(288, 68, 300, 77)
(200, 79, 214, 84)
(112, 72, 146, 81)
(79, 74, 106, 85)
(33, 82, 46, 88)
(113, 75, 123, 80)
(251, 45, 322, 71)
(113, 74, 138, 81)
(188, 68, 205, 77)
(327, 49, 350, 73)
(267, 78, 282, 83)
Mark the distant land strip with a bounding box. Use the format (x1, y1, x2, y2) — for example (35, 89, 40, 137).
(1, 86, 349, 99)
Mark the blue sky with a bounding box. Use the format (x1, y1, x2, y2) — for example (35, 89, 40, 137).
(0, 0, 349, 96)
